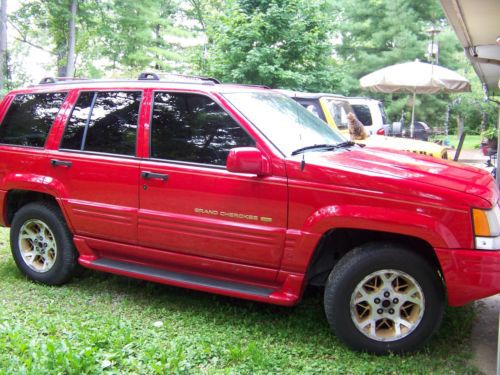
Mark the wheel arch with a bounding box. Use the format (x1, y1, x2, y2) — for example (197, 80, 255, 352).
(305, 228, 444, 288)
(4, 189, 68, 227)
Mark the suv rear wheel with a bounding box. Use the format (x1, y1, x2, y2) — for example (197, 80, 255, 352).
(324, 242, 444, 354)
(10, 202, 78, 285)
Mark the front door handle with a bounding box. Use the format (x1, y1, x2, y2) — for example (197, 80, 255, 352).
(50, 159, 72, 168)
(141, 171, 169, 181)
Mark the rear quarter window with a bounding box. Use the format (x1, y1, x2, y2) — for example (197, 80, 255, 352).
(0, 92, 67, 147)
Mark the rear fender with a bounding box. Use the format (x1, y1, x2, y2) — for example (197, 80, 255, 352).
(2, 173, 69, 199)
(0, 173, 73, 229)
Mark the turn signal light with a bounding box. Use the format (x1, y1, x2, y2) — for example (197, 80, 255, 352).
(472, 209, 490, 236)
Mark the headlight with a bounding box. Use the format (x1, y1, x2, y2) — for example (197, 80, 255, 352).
(472, 205, 500, 250)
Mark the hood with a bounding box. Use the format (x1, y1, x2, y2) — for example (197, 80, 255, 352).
(358, 135, 446, 156)
(287, 146, 497, 208)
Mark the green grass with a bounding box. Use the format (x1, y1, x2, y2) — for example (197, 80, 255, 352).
(0, 227, 477, 374)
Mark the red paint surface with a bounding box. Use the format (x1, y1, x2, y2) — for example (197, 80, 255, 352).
(0, 81, 498, 306)
(435, 248, 500, 306)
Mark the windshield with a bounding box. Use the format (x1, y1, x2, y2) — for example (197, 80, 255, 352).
(223, 92, 345, 156)
(323, 98, 351, 130)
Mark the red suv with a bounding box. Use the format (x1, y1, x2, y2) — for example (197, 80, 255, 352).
(0, 74, 498, 354)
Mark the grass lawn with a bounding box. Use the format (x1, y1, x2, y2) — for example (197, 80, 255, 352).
(0, 227, 477, 374)
(432, 134, 482, 150)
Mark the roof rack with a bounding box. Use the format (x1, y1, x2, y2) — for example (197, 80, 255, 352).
(39, 76, 88, 84)
(139, 72, 221, 84)
(35, 72, 222, 86)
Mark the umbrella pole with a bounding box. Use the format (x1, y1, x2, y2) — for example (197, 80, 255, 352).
(410, 91, 416, 138)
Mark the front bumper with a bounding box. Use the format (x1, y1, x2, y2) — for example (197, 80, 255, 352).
(435, 248, 500, 306)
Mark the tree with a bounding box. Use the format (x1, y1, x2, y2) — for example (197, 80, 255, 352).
(331, 0, 466, 129)
(11, 0, 89, 77)
(95, 0, 200, 74)
(66, 0, 77, 77)
(202, 0, 342, 91)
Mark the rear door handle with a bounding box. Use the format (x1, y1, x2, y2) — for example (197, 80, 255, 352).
(50, 159, 72, 168)
(141, 171, 169, 181)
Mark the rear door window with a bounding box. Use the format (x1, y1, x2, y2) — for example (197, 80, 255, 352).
(61, 91, 142, 156)
(0, 92, 67, 147)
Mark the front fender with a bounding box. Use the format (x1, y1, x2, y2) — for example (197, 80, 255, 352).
(281, 203, 471, 274)
(302, 204, 467, 249)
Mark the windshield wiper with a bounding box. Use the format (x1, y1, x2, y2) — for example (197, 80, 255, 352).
(291, 144, 337, 156)
(291, 141, 356, 156)
(334, 141, 357, 148)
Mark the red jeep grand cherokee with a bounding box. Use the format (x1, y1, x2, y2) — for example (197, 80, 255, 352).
(0, 74, 498, 354)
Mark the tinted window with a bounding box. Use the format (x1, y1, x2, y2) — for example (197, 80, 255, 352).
(151, 92, 255, 165)
(351, 104, 372, 126)
(61, 92, 94, 150)
(61, 91, 141, 156)
(0, 92, 67, 147)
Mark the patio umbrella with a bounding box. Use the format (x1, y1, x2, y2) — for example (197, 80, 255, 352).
(360, 60, 471, 137)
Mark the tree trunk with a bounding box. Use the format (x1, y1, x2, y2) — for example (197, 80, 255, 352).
(0, 0, 7, 91)
(57, 46, 67, 77)
(66, 0, 77, 78)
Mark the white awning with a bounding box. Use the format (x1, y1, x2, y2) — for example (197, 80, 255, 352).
(440, 0, 500, 97)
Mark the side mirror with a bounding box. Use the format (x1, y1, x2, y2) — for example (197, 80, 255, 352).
(226, 147, 271, 176)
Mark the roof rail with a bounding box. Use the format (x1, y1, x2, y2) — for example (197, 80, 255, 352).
(235, 84, 271, 89)
(34, 73, 222, 87)
(137, 71, 221, 84)
(39, 76, 88, 84)
(155, 72, 221, 84)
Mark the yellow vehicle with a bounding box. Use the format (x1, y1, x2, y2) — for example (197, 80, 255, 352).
(279, 90, 448, 159)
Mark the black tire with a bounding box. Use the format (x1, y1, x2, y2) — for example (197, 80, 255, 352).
(10, 201, 78, 285)
(324, 242, 444, 354)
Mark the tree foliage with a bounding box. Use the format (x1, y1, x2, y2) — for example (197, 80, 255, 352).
(2, 0, 496, 133)
(201, 0, 342, 91)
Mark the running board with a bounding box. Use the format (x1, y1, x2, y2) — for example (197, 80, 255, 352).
(88, 258, 275, 298)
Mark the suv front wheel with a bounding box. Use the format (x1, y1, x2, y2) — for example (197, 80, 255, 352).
(10, 202, 78, 285)
(324, 242, 444, 354)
